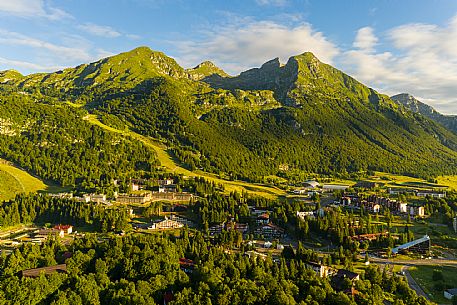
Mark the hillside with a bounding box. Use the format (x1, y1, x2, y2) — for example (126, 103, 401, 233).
(0, 160, 47, 201)
(391, 93, 457, 134)
(1, 47, 457, 184)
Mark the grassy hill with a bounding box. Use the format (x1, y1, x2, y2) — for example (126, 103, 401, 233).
(0, 160, 46, 201)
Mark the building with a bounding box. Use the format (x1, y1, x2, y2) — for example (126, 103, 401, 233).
(322, 184, 350, 192)
(408, 205, 425, 217)
(303, 180, 320, 189)
(296, 211, 315, 220)
(453, 217, 457, 233)
(388, 188, 414, 195)
(444, 288, 457, 300)
(116, 193, 151, 204)
(74, 194, 91, 203)
(331, 269, 360, 293)
(159, 179, 174, 186)
(169, 214, 195, 227)
(35, 228, 65, 239)
(179, 258, 195, 273)
(416, 190, 446, 198)
(131, 183, 140, 191)
(354, 181, 380, 189)
(53, 225, 73, 234)
(47, 193, 73, 199)
(158, 184, 178, 193)
(148, 217, 183, 230)
(89, 194, 107, 203)
(255, 223, 285, 239)
(209, 221, 248, 235)
(392, 235, 430, 255)
(256, 213, 270, 224)
(306, 262, 332, 278)
(22, 264, 67, 278)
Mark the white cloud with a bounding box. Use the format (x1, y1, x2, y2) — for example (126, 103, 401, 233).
(353, 27, 378, 52)
(78, 23, 121, 38)
(0, 0, 71, 20)
(173, 20, 339, 75)
(0, 56, 61, 72)
(339, 15, 457, 114)
(0, 29, 92, 62)
(256, 0, 288, 6)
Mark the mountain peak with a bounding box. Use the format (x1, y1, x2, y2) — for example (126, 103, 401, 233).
(0, 69, 24, 84)
(187, 61, 229, 80)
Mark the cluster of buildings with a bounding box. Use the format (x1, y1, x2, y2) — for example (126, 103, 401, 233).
(209, 221, 249, 236)
(339, 194, 425, 217)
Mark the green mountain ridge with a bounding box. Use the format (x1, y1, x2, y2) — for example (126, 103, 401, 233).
(1, 46, 457, 185)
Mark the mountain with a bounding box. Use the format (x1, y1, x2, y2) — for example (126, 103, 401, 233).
(391, 93, 457, 134)
(1, 46, 457, 185)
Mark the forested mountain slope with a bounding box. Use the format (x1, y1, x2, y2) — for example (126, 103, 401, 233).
(1, 46, 457, 184)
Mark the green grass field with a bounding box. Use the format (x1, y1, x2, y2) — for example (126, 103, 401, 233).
(0, 161, 47, 201)
(409, 265, 457, 304)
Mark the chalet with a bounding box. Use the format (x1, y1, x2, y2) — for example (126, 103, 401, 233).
(22, 264, 67, 278)
(131, 183, 140, 191)
(255, 223, 285, 239)
(292, 189, 309, 195)
(116, 193, 151, 204)
(256, 213, 270, 224)
(148, 217, 183, 230)
(444, 288, 457, 300)
(351, 232, 389, 242)
(53, 225, 73, 234)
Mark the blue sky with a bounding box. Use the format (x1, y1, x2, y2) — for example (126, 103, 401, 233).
(1, 0, 457, 113)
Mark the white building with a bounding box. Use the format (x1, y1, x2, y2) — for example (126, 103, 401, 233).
(444, 288, 457, 300)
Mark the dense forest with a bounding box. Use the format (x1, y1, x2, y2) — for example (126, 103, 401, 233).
(0, 232, 431, 305)
(0, 91, 158, 188)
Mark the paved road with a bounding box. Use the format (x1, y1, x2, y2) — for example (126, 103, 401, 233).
(401, 265, 429, 300)
(369, 257, 457, 266)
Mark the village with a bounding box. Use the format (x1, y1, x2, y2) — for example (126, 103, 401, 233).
(1, 175, 457, 303)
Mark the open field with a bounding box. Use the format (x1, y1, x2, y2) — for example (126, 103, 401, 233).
(0, 160, 46, 201)
(84, 114, 286, 199)
(409, 265, 457, 304)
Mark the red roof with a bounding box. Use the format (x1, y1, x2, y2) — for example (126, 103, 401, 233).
(53, 225, 73, 230)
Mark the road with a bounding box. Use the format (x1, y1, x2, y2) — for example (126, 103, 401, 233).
(369, 256, 457, 304)
(401, 265, 429, 300)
